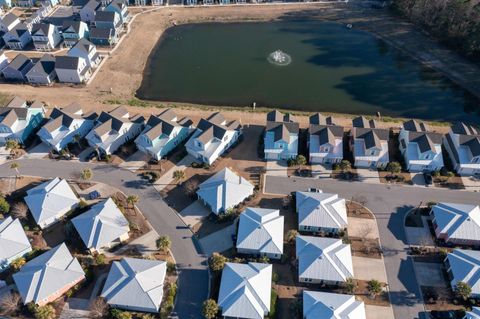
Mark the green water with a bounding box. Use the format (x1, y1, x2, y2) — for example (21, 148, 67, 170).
(137, 21, 480, 122)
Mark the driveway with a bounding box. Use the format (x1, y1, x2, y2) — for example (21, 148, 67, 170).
(264, 175, 480, 319)
(410, 173, 426, 187)
(356, 168, 380, 184)
(266, 160, 287, 177)
(22, 143, 50, 159)
(0, 147, 9, 165)
(414, 262, 446, 287)
(0, 159, 207, 319)
(404, 216, 435, 247)
(178, 200, 211, 227)
(119, 150, 149, 171)
(366, 305, 395, 319)
(311, 164, 332, 179)
(461, 175, 480, 192)
(199, 221, 237, 256)
(154, 155, 195, 192)
(352, 256, 388, 282)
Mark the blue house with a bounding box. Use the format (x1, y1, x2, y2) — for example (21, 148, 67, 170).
(135, 109, 193, 161)
(264, 110, 299, 160)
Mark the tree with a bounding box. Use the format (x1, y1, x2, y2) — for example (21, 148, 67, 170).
(33, 304, 56, 319)
(126, 195, 139, 208)
(0, 291, 21, 316)
(5, 139, 19, 151)
(455, 281, 472, 301)
(296, 155, 307, 170)
(10, 257, 25, 271)
(156, 235, 171, 252)
(344, 277, 357, 295)
(184, 178, 199, 197)
(110, 309, 132, 319)
(202, 299, 218, 319)
(209, 252, 228, 272)
(89, 297, 108, 318)
(81, 168, 93, 181)
(10, 201, 28, 219)
(10, 162, 20, 181)
(173, 170, 186, 183)
(0, 196, 10, 214)
(386, 162, 402, 176)
(339, 160, 351, 173)
(286, 229, 298, 243)
(367, 279, 383, 298)
(95, 254, 106, 265)
(445, 171, 455, 182)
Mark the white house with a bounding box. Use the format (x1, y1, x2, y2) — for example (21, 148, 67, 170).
(465, 307, 480, 319)
(296, 191, 347, 234)
(303, 290, 366, 319)
(350, 117, 389, 169)
(197, 167, 254, 215)
(0, 51, 9, 72)
(236, 207, 284, 259)
(24, 177, 80, 229)
(25, 54, 56, 85)
(3, 23, 32, 50)
(431, 202, 480, 246)
(101, 258, 166, 313)
(218, 262, 272, 319)
(0, 217, 32, 272)
(31, 23, 61, 51)
(62, 20, 89, 48)
(399, 119, 444, 172)
(296, 235, 353, 285)
(186, 112, 242, 165)
(37, 102, 97, 152)
(72, 198, 130, 253)
(443, 122, 480, 176)
(67, 38, 101, 68)
(85, 106, 145, 155)
(135, 108, 193, 161)
(446, 249, 480, 298)
(55, 56, 91, 84)
(264, 109, 299, 160)
(308, 113, 344, 164)
(13, 243, 85, 306)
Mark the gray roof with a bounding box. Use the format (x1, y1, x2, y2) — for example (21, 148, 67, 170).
(62, 20, 83, 33)
(13, 243, 85, 304)
(0, 217, 31, 265)
(452, 122, 478, 136)
(352, 116, 376, 128)
(432, 202, 480, 242)
(31, 23, 52, 36)
(353, 127, 389, 149)
(28, 54, 56, 76)
(83, 0, 102, 10)
(90, 27, 114, 39)
(266, 121, 299, 143)
(446, 249, 480, 296)
(403, 119, 428, 132)
(143, 108, 192, 141)
(309, 113, 334, 126)
(7, 54, 32, 71)
(1, 13, 19, 27)
(451, 122, 480, 158)
(70, 38, 94, 54)
(101, 258, 166, 312)
(296, 191, 347, 230)
(5, 96, 26, 109)
(95, 10, 116, 22)
(9, 23, 29, 39)
(309, 124, 343, 146)
(94, 106, 143, 137)
(55, 56, 81, 70)
(195, 112, 240, 144)
(266, 109, 296, 123)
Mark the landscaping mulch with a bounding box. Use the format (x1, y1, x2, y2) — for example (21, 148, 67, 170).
(347, 201, 374, 219)
(349, 237, 382, 259)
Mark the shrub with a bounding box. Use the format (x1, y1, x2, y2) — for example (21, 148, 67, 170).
(173, 170, 186, 182)
(156, 235, 172, 252)
(0, 196, 10, 214)
(80, 168, 93, 180)
(367, 279, 383, 298)
(455, 281, 472, 301)
(286, 230, 298, 243)
(167, 261, 176, 274)
(33, 304, 56, 319)
(209, 253, 228, 272)
(95, 254, 106, 265)
(202, 299, 218, 319)
(110, 309, 132, 319)
(269, 289, 278, 319)
(10, 257, 26, 271)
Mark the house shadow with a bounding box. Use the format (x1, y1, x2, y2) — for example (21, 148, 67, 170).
(386, 204, 415, 245)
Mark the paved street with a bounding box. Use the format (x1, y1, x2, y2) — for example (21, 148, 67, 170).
(265, 175, 480, 319)
(0, 159, 207, 319)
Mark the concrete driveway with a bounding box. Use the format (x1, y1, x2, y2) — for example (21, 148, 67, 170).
(311, 164, 332, 179)
(366, 305, 395, 319)
(266, 160, 287, 177)
(352, 256, 388, 282)
(199, 221, 237, 256)
(356, 168, 380, 184)
(461, 175, 480, 192)
(410, 173, 427, 187)
(119, 150, 149, 171)
(22, 143, 50, 159)
(0, 147, 9, 165)
(405, 216, 435, 247)
(414, 262, 446, 287)
(178, 200, 211, 227)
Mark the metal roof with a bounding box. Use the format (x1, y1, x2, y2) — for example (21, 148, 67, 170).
(432, 202, 480, 242)
(303, 290, 366, 319)
(296, 191, 347, 230)
(0, 217, 31, 265)
(447, 249, 480, 296)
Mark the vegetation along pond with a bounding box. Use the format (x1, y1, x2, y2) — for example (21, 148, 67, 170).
(137, 21, 480, 122)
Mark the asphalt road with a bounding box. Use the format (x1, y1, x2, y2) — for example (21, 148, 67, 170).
(0, 159, 207, 319)
(265, 175, 480, 319)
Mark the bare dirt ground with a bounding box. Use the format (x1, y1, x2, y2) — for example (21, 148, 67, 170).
(1, 3, 478, 132)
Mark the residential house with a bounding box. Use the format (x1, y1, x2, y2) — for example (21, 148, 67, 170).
(101, 258, 167, 313)
(80, 0, 102, 23)
(197, 167, 254, 215)
(31, 23, 61, 51)
(13, 243, 85, 306)
(37, 102, 97, 152)
(16, 0, 33, 7)
(26, 54, 56, 85)
(0, 217, 32, 272)
(105, 0, 129, 24)
(24, 177, 80, 229)
(296, 235, 353, 285)
(0, 0, 12, 8)
(445, 249, 480, 298)
(296, 191, 347, 234)
(0, 96, 45, 145)
(135, 108, 193, 160)
(85, 106, 145, 155)
(308, 113, 344, 164)
(3, 23, 32, 50)
(55, 56, 91, 83)
(24, 12, 41, 30)
(0, 13, 20, 33)
(264, 110, 299, 160)
(94, 10, 121, 33)
(431, 202, 480, 246)
(350, 116, 389, 169)
(72, 198, 130, 253)
(185, 112, 242, 165)
(185, 0, 197, 4)
(399, 119, 444, 172)
(151, 0, 164, 5)
(2, 54, 33, 82)
(89, 27, 117, 46)
(62, 20, 89, 48)
(465, 307, 480, 319)
(443, 122, 480, 176)
(236, 207, 284, 259)
(303, 290, 366, 319)
(0, 51, 9, 72)
(67, 38, 101, 68)
(36, 4, 53, 19)
(218, 262, 272, 319)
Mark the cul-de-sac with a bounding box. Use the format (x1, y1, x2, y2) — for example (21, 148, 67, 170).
(0, 1, 480, 319)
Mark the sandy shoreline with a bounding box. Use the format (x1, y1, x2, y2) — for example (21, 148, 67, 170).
(0, 3, 478, 133)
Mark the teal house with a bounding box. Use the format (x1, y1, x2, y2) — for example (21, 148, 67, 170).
(264, 110, 299, 160)
(135, 109, 193, 161)
(0, 96, 45, 146)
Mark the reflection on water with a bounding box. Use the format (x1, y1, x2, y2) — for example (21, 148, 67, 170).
(137, 21, 480, 122)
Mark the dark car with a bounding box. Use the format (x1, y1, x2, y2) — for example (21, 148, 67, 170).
(430, 311, 457, 319)
(423, 172, 433, 186)
(88, 190, 100, 200)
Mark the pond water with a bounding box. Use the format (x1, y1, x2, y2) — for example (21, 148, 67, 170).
(137, 21, 480, 122)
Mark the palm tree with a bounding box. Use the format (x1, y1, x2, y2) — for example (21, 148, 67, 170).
(10, 162, 20, 186)
(173, 170, 185, 184)
(126, 195, 139, 209)
(156, 235, 171, 252)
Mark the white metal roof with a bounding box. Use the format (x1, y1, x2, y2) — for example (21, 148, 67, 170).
(197, 168, 254, 214)
(24, 177, 79, 227)
(101, 257, 167, 313)
(303, 290, 366, 319)
(72, 198, 130, 250)
(296, 191, 347, 230)
(236, 207, 284, 255)
(466, 307, 480, 319)
(13, 243, 85, 304)
(432, 202, 480, 241)
(447, 249, 480, 296)
(296, 235, 353, 282)
(218, 262, 272, 319)
(0, 217, 31, 264)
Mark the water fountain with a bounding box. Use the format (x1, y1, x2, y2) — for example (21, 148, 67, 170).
(267, 50, 292, 66)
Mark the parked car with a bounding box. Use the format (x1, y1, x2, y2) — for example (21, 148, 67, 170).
(430, 310, 457, 319)
(88, 190, 100, 200)
(86, 151, 97, 161)
(423, 172, 433, 186)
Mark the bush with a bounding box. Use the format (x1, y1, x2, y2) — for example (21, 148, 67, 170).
(156, 235, 172, 252)
(167, 261, 176, 274)
(209, 253, 228, 272)
(0, 196, 10, 214)
(269, 289, 278, 319)
(33, 304, 56, 319)
(110, 309, 132, 319)
(202, 299, 218, 319)
(272, 272, 279, 283)
(95, 254, 106, 265)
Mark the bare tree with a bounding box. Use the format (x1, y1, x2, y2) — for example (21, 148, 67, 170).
(0, 291, 21, 316)
(358, 224, 374, 243)
(89, 297, 108, 318)
(184, 178, 199, 198)
(10, 202, 28, 220)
